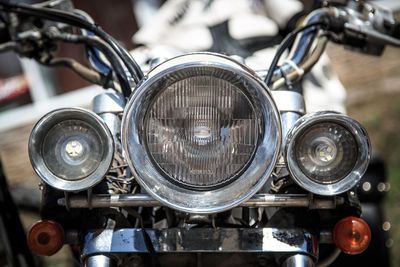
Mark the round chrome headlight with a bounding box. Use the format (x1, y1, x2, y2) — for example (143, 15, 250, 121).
(29, 108, 114, 192)
(122, 53, 281, 213)
(285, 112, 370, 196)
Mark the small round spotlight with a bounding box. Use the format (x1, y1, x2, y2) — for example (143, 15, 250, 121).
(285, 112, 370, 196)
(29, 108, 114, 192)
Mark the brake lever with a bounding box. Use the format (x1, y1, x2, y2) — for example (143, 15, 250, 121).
(328, 1, 400, 55)
(345, 22, 400, 47)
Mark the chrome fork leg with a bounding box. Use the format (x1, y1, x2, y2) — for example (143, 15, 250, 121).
(84, 255, 117, 267)
(282, 254, 315, 267)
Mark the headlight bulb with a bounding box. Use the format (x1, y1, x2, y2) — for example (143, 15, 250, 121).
(65, 140, 84, 159)
(42, 120, 104, 181)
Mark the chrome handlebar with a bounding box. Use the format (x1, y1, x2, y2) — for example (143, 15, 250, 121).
(270, 1, 400, 90)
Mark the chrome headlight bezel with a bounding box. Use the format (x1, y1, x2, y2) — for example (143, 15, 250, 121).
(29, 108, 114, 192)
(285, 111, 371, 196)
(122, 53, 281, 214)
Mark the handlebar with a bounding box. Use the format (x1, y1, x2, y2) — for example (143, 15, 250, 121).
(269, 1, 400, 90)
(0, 0, 399, 93)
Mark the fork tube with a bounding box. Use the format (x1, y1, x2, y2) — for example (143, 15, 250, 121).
(84, 255, 117, 267)
(281, 254, 315, 267)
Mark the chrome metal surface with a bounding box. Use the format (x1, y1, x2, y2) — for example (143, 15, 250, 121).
(92, 90, 125, 114)
(270, 8, 334, 84)
(281, 112, 302, 144)
(58, 193, 159, 207)
(121, 52, 281, 214)
(272, 91, 305, 145)
(29, 108, 114, 192)
(82, 228, 318, 259)
(285, 111, 371, 196)
(244, 194, 343, 208)
(271, 91, 305, 114)
(99, 113, 121, 138)
(58, 193, 343, 209)
(84, 255, 117, 267)
(282, 254, 315, 267)
(93, 91, 124, 152)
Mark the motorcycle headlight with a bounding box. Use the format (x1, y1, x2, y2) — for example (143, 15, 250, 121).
(122, 53, 281, 213)
(285, 112, 370, 196)
(29, 108, 114, 192)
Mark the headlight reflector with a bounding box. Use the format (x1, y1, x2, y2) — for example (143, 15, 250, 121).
(42, 119, 105, 181)
(294, 122, 358, 184)
(145, 75, 258, 189)
(286, 112, 370, 195)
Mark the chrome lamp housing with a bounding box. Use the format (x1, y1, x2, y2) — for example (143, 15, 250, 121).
(29, 108, 114, 192)
(285, 111, 371, 196)
(122, 53, 281, 214)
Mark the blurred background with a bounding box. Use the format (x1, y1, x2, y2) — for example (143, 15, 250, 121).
(0, 0, 399, 266)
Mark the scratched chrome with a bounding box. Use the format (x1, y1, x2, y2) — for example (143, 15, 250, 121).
(82, 228, 317, 258)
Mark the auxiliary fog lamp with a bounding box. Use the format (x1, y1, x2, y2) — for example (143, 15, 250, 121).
(29, 108, 114, 192)
(285, 112, 370, 195)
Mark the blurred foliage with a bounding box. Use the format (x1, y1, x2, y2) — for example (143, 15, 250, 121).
(329, 43, 400, 267)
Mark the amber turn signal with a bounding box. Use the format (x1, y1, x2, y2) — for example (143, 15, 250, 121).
(27, 220, 65, 256)
(333, 216, 371, 255)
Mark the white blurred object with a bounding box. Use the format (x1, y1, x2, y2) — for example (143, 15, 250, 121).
(131, 0, 346, 114)
(132, 0, 162, 27)
(264, 0, 303, 28)
(229, 13, 278, 40)
(245, 47, 282, 70)
(133, 0, 289, 50)
(371, 0, 400, 12)
(303, 55, 347, 114)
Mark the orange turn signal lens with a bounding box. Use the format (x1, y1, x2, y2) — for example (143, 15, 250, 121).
(333, 216, 371, 255)
(27, 220, 65, 256)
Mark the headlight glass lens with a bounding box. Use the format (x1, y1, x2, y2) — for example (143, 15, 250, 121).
(145, 75, 258, 189)
(29, 108, 114, 192)
(294, 122, 358, 184)
(42, 119, 104, 181)
(285, 111, 370, 196)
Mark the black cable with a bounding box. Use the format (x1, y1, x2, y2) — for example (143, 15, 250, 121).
(43, 57, 112, 88)
(263, 21, 327, 86)
(0, 2, 144, 85)
(48, 31, 132, 98)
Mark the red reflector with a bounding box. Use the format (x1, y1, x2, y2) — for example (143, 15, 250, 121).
(27, 220, 64, 256)
(333, 216, 371, 255)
